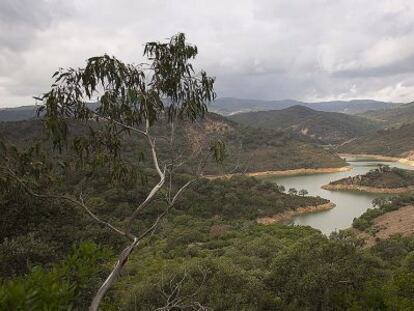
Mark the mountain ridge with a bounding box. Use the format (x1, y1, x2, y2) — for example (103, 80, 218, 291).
(228, 105, 382, 144)
(0, 97, 400, 122)
(211, 97, 399, 115)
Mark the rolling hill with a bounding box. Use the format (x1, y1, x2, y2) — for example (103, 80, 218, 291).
(358, 102, 414, 127)
(0, 112, 347, 174)
(338, 123, 414, 160)
(228, 105, 381, 144)
(211, 97, 398, 116)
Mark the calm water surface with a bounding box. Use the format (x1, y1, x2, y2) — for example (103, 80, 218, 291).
(263, 160, 414, 235)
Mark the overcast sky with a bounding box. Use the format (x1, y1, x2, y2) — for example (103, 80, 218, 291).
(1, 0, 414, 107)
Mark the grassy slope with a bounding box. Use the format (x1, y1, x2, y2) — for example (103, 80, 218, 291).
(229, 105, 381, 144)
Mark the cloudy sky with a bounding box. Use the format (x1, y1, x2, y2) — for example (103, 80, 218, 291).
(1, 0, 414, 107)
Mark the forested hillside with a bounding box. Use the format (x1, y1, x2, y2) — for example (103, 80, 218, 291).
(359, 102, 414, 127)
(3, 164, 414, 310)
(229, 105, 380, 144)
(338, 123, 414, 159)
(324, 166, 414, 192)
(3, 158, 414, 310)
(0, 113, 347, 175)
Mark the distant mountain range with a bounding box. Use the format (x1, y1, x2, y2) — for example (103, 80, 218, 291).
(0, 106, 39, 122)
(211, 97, 399, 116)
(229, 105, 382, 144)
(0, 97, 400, 122)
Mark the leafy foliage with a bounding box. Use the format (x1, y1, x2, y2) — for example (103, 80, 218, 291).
(37, 33, 215, 155)
(0, 242, 111, 310)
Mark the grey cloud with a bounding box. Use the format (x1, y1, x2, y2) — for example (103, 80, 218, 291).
(0, 0, 72, 52)
(2, 0, 414, 107)
(0, 0, 51, 28)
(333, 53, 414, 78)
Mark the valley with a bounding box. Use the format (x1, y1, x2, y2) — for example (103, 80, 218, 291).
(2, 97, 414, 310)
(260, 159, 414, 234)
(3, 7, 414, 309)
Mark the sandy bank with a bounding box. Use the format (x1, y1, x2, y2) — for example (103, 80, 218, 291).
(257, 202, 335, 225)
(339, 153, 414, 167)
(322, 183, 414, 194)
(205, 166, 352, 180)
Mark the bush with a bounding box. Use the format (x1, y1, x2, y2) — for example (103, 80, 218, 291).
(0, 242, 112, 310)
(0, 234, 58, 277)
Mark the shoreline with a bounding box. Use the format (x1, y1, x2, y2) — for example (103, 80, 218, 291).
(339, 153, 414, 167)
(257, 202, 336, 225)
(322, 183, 414, 194)
(205, 166, 352, 180)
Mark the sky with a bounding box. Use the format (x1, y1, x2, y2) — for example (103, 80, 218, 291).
(1, 0, 414, 108)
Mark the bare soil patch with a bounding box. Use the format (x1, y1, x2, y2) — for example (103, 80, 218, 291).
(355, 205, 414, 247)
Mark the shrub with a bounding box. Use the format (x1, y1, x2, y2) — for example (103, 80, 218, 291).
(0, 242, 111, 310)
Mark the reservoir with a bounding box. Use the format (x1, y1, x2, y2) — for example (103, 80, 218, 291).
(263, 159, 414, 235)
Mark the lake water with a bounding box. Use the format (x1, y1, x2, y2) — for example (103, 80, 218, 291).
(263, 160, 414, 235)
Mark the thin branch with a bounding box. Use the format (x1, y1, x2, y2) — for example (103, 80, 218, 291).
(92, 111, 147, 136)
(155, 267, 210, 311)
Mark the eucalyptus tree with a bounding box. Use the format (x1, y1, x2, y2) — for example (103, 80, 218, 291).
(0, 33, 223, 310)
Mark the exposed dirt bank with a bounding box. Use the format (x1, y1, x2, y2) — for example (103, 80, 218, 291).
(257, 202, 335, 225)
(322, 184, 414, 194)
(353, 205, 414, 247)
(339, 153, 414, 167)
(205, 166, 352, 180)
